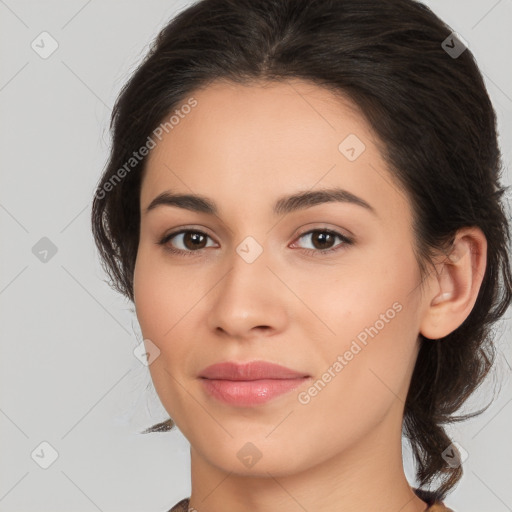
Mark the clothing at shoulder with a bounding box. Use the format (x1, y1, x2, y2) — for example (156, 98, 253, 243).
(165, 493, 456, 512)
(427, 505, 455, 512)
(166, 497, 189, 512)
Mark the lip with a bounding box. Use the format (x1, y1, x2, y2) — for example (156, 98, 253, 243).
(199, 360, 311, 406)
(199, 360, 309, 380)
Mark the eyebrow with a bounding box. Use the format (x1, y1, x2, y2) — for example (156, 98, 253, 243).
(144, 187, 377, 217)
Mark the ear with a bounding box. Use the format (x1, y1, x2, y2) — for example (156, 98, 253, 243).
(419, 227, 487, 340)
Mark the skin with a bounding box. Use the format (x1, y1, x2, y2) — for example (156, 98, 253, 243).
(133, 79, 487, 512)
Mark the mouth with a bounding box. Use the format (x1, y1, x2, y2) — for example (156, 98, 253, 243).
(198, 360, 311, 407)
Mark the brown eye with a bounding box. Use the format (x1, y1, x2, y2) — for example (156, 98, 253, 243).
(158, 229, 216, 255)
(309, 231, 336, 250)
(181, 231, 208, 250)
(292, 229, 354, 256)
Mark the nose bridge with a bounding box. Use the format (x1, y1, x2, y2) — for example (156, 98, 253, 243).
(207, 235, 287, 337)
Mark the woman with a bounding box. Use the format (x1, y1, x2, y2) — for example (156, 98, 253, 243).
(91, 0, 512, 510)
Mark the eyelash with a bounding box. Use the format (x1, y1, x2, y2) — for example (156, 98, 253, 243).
(157, 228, 354, 257)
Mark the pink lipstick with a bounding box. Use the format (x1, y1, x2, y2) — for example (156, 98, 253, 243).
(199, 360, 310, 406)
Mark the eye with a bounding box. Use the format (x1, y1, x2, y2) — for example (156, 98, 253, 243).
(291, 228, 354, 256)
(157, 229, 216, 256)
(157, 227, 354, 257)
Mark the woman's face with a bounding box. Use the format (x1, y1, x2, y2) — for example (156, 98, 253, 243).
(133, 79, 430, 476)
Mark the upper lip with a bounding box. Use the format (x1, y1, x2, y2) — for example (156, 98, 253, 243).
(199, 360, 310, 380)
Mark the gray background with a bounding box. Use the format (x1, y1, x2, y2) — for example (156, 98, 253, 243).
(0, 1, 511, 511)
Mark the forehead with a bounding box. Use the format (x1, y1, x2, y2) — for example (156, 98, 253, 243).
(146, 78, 367, 163)
(140, 79, 408, 224)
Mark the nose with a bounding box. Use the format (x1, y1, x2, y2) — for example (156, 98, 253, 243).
(206, 244, 289, 340)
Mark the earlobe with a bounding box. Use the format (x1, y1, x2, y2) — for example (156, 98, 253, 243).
(420, 227, 487, 340)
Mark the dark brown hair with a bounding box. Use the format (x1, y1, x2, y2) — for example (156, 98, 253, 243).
(91, 0, 512, 500)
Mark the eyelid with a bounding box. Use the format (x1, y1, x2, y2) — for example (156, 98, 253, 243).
(292, 223, 355, 242)
(160, 225, 217, 241)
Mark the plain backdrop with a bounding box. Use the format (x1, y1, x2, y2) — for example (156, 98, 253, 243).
(1, 1, 511, 511)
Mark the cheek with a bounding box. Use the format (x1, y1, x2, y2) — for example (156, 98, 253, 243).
(133, 248, 211, 372)
(134, 246, 190, 332)
(133, 251, 192, 413)
(293, 260, 405, 331)
(298, 246, 421, 366)
(133, 249, 176, 341)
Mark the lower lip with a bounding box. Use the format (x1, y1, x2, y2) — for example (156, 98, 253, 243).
(200, 377, 309, 406)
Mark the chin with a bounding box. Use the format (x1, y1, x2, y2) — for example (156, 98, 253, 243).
(193, 436, 314, 478)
